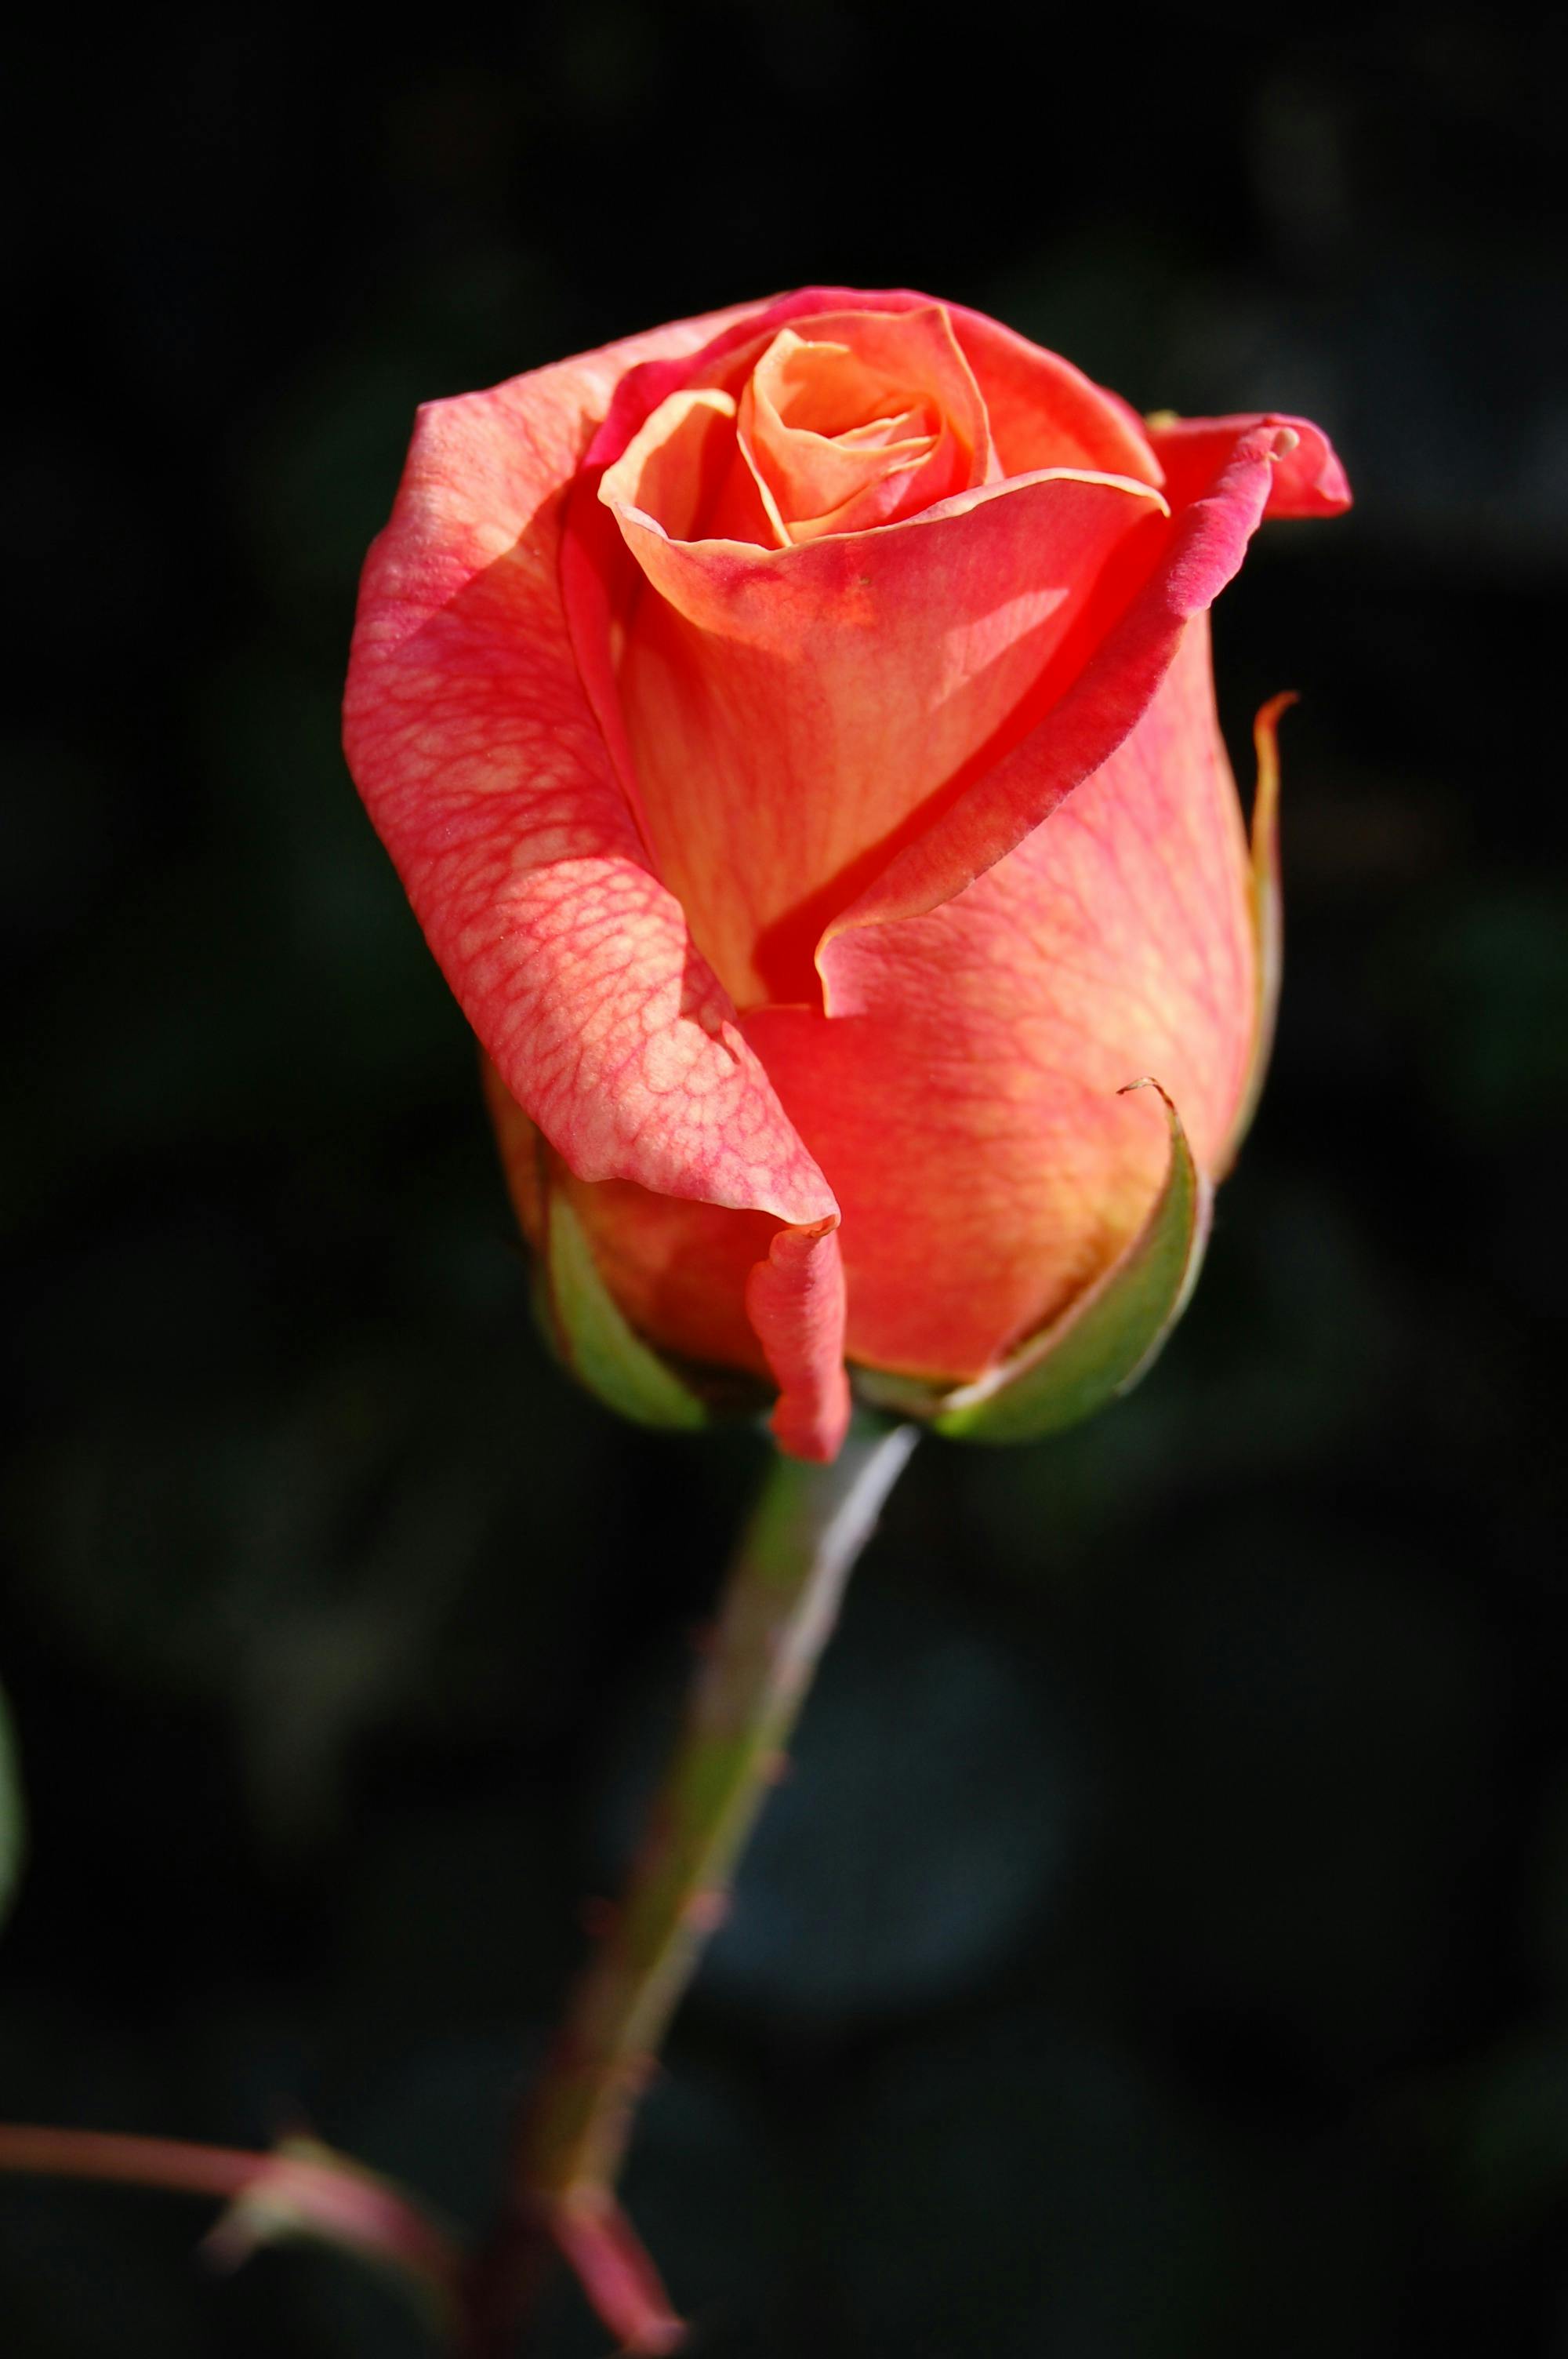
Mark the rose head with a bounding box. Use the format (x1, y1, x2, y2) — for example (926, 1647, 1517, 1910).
(344, 288, 1348, 1462)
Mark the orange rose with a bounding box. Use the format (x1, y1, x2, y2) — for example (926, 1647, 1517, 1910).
(344, 289, 1348, 1460)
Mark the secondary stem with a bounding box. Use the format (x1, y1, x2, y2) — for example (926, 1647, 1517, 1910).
(465, 1416, 918, 2357)
(0, 2123, 463, 2309)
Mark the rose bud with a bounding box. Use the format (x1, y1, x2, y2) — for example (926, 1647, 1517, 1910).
(344, 289, 1348, 1463)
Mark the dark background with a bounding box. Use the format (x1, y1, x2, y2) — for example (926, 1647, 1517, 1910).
(4, 6, 1566, 2353)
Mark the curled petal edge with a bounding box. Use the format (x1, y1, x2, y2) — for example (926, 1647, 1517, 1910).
(1145, 409, 1352, 520)
(855, 1082, 1213, 1444)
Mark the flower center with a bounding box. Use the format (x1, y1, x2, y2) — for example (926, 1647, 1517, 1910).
(739, 323, 987, 543)
(599, 305, 996, 553)
(736, 329, 946, 543)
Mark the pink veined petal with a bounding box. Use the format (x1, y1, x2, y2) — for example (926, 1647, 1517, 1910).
(343, 301, 850, 1458)
(816, 418, 1338, 999)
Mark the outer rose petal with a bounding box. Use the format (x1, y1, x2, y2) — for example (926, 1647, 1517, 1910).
(343, 303, 851, 1459)
(817, 416, 1338, 988)
(746, 616, 1254, 1381)
(1146, 411, 1352, 519)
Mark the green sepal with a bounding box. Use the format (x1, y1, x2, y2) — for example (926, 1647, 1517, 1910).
(855, 1081, 1212, 1445)
(539, 1185, 710, 1432)
(1218, 690, 1292, 1176)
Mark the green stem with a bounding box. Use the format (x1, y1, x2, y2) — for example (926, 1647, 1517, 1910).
(464, 1417, 918, 2357)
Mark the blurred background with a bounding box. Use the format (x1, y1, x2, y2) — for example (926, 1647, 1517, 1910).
(4, 5, 1566, 2352)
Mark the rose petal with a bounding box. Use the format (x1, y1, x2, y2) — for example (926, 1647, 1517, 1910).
(1146, 410, 1352, 519)
(599, 463, 1168, 1005)
(343, 303, 850, 1457)
(603, 384, 746, 543)
(942, 300, 1163, 483)
(815, 416, 1344, 983)
(746, 616, 1254, 1381)
(746, 1221, 852, 1460)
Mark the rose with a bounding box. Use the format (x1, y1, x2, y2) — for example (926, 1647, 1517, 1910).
(343, 287, 1348, 1462)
